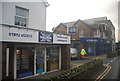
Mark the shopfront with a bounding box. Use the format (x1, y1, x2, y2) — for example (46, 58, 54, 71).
(80, 37, 112, 56)
(1, 26, 70, 79)
(15, 45, 61, 78)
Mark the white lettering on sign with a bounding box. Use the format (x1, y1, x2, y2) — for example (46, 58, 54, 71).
(87, 39, 97, 42)
(53, 34, 71, 44)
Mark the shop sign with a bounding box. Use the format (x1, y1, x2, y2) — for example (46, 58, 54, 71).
(39, 31, 53, 43)
(53, 34, 70, 44)
(86, 39, 98, 42)
(69, 26, 77, 33)
(2, 26, 38, 42)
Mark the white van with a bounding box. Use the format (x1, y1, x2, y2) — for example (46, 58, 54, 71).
(70, 48, 79, 59)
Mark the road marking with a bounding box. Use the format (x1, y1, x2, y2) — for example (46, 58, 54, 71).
(95, 64, 111, 81)
(106, 63, 109, 66)
(99, 66, 111, 80)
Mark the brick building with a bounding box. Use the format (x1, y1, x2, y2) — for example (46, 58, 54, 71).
(53, 17, 115, 56)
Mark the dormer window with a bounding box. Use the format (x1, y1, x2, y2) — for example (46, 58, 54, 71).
(14, 6, 29, 27)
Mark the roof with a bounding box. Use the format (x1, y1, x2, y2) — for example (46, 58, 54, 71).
(83, 17, 107, 25)
(54, 17, 109, 31)
(62, 21, 77, 27)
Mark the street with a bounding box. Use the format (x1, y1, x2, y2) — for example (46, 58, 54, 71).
(71, 55, 120, 81)
(101, 56, 120, 80)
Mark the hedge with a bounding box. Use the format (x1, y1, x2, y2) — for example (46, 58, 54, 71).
(43, 59, 103, 81)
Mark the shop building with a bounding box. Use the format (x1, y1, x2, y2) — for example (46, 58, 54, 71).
(53, 17, 115, 56)
(1, 26, 70, 79)
(0, 1, 71, 80)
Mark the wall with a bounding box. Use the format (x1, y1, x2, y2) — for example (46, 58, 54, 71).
(61, 45, 70, 69)
(118, 2, 120, 42)
(2, 2, 46, 30)
(69, 21, 94, 40)
(54, 25, 67, 34)
(0, 2, 2, 80)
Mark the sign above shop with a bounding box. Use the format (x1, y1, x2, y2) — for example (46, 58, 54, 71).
(2, 26, 38, 43)
(69, 26, 77, 34)
(1, 26, 70, 44)
(38, 31, 53, 43)
(53, 34, 70, 44)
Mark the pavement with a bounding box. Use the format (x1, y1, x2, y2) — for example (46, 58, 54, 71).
(70, 54, 107, 68)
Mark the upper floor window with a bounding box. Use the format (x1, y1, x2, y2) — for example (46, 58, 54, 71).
(14, 7, 29, 27)
(79, 30, 84, 37)
(94, 30, 100, 37)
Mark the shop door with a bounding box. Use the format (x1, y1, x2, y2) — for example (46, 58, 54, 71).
(46, 47, 59, 72)
(36, 47, 45, 73)
(16, 47, 34, 78)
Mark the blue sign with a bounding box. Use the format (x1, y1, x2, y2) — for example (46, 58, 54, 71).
(39, 32, 53, 43)
(69, 26, 77, 33)
(80, 37, 100, 43)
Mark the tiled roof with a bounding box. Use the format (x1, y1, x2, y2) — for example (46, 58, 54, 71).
(83, 17, 107, 24)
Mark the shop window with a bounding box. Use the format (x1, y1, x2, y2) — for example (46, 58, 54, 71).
(47, 47, 59, 71)
(36, 47, 45, 73)
(16, 47, 34, 78)
(15, 7, 28, 27)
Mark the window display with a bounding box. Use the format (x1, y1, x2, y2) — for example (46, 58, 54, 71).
(21, 50, 29, 69)
(16, 47, 34, 78)
(36, 47, 45, 73)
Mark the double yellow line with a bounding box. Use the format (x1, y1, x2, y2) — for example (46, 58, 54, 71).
(95, 64, 112, 81)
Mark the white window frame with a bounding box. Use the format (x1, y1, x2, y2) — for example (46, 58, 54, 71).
(14, 6, 29, 27)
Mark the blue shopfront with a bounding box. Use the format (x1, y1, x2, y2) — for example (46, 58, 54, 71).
(80, 37, 112, 56)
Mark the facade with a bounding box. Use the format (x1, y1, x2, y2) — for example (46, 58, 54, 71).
(1, 2, 47, 30)
(0, 1, 71, 80)
(53, 17, 115, 56)
(118, 1, 120, 42)
(84, 17, 115, 52)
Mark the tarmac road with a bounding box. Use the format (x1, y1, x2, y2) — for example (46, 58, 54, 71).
(100, 56, 120, 81)
(71, 55, 120, 81)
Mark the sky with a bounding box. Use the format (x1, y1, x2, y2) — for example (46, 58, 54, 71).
(46, 0, 119, 41)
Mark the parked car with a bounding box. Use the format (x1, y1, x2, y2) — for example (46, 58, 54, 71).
(70, 48, 79, 59)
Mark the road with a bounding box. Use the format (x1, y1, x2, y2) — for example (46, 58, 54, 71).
(101, 56, 120, 81)
(71, 56, 120, 81)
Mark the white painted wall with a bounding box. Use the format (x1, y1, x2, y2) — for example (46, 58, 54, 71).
(0, 2, 2, 24)
(2, 2, 46, 30)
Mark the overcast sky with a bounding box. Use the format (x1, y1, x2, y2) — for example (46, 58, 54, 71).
(46, 0, 119, 41)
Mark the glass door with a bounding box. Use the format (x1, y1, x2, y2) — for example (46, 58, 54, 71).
(36, 47, 45, 73)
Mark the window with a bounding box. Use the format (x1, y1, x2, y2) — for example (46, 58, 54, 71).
(79, 30, 84, 37)
(94, 30, 100, 37)
(15, 7, 28, 27)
